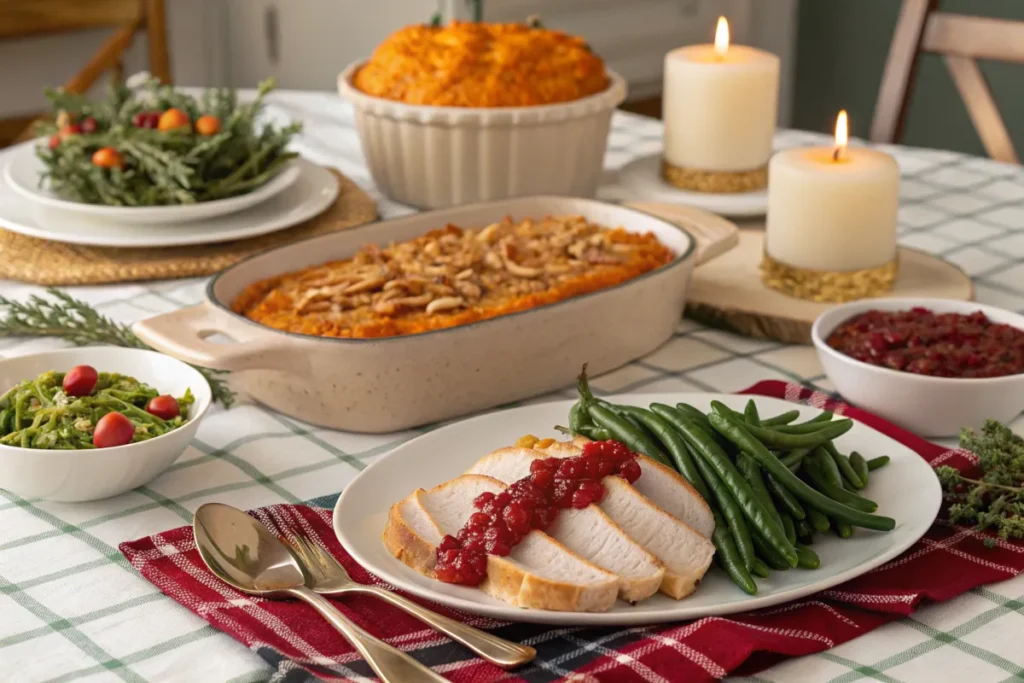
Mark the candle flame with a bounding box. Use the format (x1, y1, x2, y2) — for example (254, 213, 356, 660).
(714, 16, 730, 57)
(833, 109, 849, 161)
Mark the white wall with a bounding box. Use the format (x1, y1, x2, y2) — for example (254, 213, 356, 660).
(0, 0, 225, 117)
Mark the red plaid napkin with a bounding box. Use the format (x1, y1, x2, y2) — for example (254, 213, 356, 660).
(120, 380, 1024, 683)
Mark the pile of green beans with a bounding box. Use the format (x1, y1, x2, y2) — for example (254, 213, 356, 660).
(570, 368, 893, 595)
(0, 370, 194, 449)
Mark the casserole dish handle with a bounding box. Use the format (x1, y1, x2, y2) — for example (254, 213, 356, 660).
(132, 303, 293, 372)
(626, 201, 739, 266)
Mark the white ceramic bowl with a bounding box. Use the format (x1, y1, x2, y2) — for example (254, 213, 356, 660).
(337, 62, 628, 209)
(0, 347, 212, 502)
(812, 297, 1024, 437)
(2, 142, 301, 225)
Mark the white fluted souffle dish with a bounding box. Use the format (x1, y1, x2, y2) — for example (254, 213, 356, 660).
(337, 62, 628, 209)
(812, 297, 1024, 437)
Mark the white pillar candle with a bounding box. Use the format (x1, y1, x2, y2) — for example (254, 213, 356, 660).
(765, 111, 900, 272)
(662, 17, 780, 173)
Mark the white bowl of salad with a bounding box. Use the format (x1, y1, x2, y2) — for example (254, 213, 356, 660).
(0, 347, 211, 501)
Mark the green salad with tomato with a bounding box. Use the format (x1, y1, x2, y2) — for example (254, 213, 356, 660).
(0, 366, 193, 449)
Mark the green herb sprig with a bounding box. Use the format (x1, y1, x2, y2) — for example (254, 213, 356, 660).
(0, 289, 235, 408)
(36, 78, 300, 207)
(936, 420, 1024, 547)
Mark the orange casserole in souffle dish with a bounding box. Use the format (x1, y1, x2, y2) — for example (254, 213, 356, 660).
(338, 20, 627, 208)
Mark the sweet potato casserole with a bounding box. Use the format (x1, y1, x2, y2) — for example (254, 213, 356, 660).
(231, 216, 675, 339)
(352, 21, 609, 107)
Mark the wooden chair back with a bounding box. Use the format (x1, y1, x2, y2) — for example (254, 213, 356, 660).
(0, 0, 170, 145)
(871, 0, 1024, 164)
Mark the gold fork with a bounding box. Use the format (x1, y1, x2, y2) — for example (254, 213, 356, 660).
(285, 535, 536, 669)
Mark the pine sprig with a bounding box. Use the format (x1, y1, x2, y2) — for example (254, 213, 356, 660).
(0, 289, 235, 408)
(937, 420, 1024, 547)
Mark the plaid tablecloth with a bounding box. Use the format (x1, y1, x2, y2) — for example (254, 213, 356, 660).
(1, 91, 1024, 683)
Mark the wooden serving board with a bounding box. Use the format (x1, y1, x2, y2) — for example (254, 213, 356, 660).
(686, 229, 974, 344)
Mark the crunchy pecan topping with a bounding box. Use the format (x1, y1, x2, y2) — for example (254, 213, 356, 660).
(233, 215, 674, 339)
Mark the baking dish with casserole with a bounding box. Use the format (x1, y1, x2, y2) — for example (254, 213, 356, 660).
(132, 196, 735, 433)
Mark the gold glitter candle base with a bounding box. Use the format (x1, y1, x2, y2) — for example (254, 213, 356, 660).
(760, 252, 899, 303)
(661, 159, 768, 193)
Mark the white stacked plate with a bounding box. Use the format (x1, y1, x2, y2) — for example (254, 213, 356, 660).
(0, 141, 339, 248)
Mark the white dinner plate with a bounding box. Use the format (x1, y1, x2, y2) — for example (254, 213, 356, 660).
(2, 140, 302, 224)
(0, 158, 339, 248)
(618, 155, 769, 218)
(334, 393, 941, 626)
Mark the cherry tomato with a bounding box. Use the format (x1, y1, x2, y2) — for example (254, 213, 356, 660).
(80, 116, 99, 134)
(62, 365, 98, 397)
(59, 123, 82, 140)
(131, 111, 161, 129)
(47, 134, 61, 150)
(195, 114, 221, 136)
(92, 147, 124, 169)
(93, 412, 135, 448)
(146, 395, 180, 420)
(157, 108, 191, 132)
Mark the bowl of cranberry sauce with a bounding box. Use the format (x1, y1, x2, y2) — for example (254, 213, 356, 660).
(812, 298, 1024, 437)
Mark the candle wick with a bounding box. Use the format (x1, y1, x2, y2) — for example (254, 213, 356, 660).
(833, 147, 842, 162)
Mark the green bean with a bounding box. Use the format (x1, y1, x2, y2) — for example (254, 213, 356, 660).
(795, 518, 814, 542)
(690, 440, 756, 571)
(773, 422, 849, 435)
(674, 403, 715, 432)
(708, 413, 895, 532)
(867, 456, 891, 471)
(743, 400, 761, 426)
(751, 557, 770, 578)
(577, 425, 612, 441)
(765, 471, 806, 520)
(781, 449, 809, 472)
(782, 513, 797, 545)
(805, 410, 834, 424)
(824, 442, 865, 489)
(760, 410, 800, 427)
(673, 415, 798, 567)
(587, 404, 671, 466)
(737, 453, 783, 527)
(817, 445, 845, 488)
(796, 544, 820, 569)
(752, 533, 791, 571)
(834, 519, 853, 539)
(803, 453, 879, 513)
(850, 451, 870, 486)
(807, 507, 831, 533)
(614, 405, 711, 500)
(568, 401, 587, 434)
(745, 419, 854, 449)
(712, 511, 757, 594)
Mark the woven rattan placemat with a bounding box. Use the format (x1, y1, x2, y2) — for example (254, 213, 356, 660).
(0, 168, 377, 285)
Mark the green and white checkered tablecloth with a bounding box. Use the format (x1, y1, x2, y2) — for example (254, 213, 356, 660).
(2, 92, 1023, 683)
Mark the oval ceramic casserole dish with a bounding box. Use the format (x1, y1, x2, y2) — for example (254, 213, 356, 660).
(133, 196, 730, 433)
(337, 62, 628, 209)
